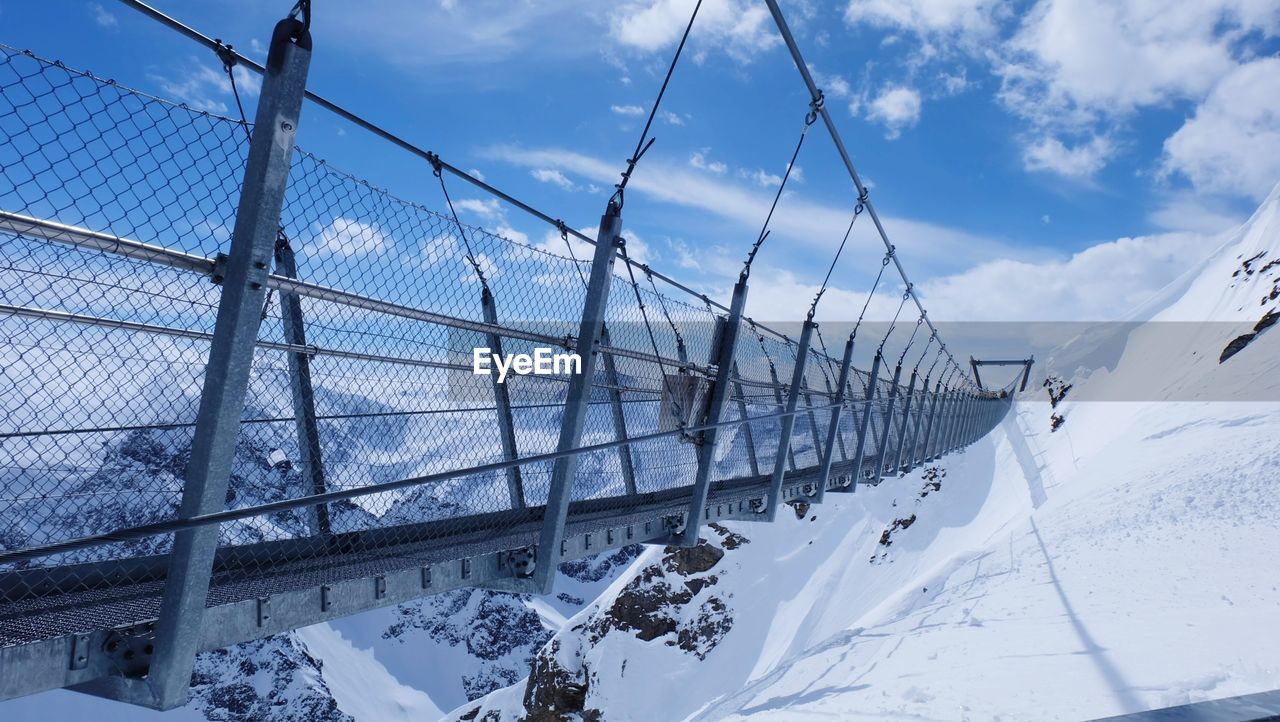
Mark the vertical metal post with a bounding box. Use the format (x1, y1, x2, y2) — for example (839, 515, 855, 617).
(599, 327, 638, 496)
(765, 320, 813, 520)
(845, 351, 881, 489)
(768, 362, 797, 470)
(892, 368, 917, 474)
(146, 21, 311, 710)
(952, 390, 967, 452)
(941, 389, 958, 454)
(813, 335, 853, 502)
(675, 277, 748, 546)
(801, 375, 824, 465)
(907, 374, 930, 469)
(823, 374, 849, 461)
(870, 362, 903, 481)
(533, 202, 621, 592)
(732, 362, 760, 477)
(273, 236, 331, 537)
(481, 287, 525, 508)
(919, 379, 941, 464)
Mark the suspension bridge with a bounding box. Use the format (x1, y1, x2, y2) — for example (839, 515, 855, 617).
(0, 0, 1020, 710)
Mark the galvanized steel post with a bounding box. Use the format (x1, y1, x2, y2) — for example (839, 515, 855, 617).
(892, 368, 917, 474)
(600, 326, 638, 497)
(481, 287, 525, 508)
(533, 202, 622, 592)
(273, 236, 331, 537)
(845, 351, 881, 489)
(871, 362, 903, 481)
(813, 335, 854, 502)
(732, 362, 760, 477)
(675, 276, 748, 546)
(765, 320, 814, 520)
(145, 19, 312, 710)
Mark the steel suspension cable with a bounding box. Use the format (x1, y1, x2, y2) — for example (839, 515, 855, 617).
(742, 96, 823, 278)
(612, 0, 703, 207)
(808, 188, 867, 320)
(852, 249, 893, 342)
(428, 154, 492, 289)
(877, 288, 910, 354)
(761, 0, 978, 386)
(898, 315, 925, 366)
(113, 0, 732, 315)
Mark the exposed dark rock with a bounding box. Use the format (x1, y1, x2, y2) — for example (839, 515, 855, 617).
(384, 588, 553, 700)
(707, 522, 750, 549)
(661, 542, 724, 576)
(522, 638, 602, 722)
(190, 635, 352, 722)
(558, 544, 644, 582)
(1050, 413, 1065, 432)
(876, 514, 919, 555)
(676, 596, 733, 660)
(789, 500, 810, 519)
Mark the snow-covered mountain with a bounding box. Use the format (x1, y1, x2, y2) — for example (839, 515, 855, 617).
(443, 185, 1280, 721)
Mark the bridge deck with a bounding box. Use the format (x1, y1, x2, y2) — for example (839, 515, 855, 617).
(0, 462, 855, 649)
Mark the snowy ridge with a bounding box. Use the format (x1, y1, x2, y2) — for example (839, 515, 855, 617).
(445, 185, 1280, 721)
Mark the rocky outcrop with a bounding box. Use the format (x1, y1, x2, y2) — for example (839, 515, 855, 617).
(384, 589, 553, 700)
(189, 634, 351, 722)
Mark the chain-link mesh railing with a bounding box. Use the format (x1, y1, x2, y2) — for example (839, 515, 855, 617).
(0, 42, 1013, 658)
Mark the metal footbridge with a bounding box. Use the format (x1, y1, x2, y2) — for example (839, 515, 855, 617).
(0, 0, 1020, 710)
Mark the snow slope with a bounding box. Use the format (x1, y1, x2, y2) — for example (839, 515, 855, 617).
(449, 187, 1280, 721)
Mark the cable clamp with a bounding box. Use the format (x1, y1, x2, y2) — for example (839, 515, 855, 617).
(425, 151, 443, 177)
(806, 91, 825, 125)
(213, 39, 237, 71)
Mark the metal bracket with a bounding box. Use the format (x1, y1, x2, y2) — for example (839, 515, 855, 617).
(102, 623, 155, 679)
(503, 547, 536, 579)
(209, 253, 229, 285)
(256, 597, 271, 627)
(664, 514, 687, 537)
(69, 633, 91, 671)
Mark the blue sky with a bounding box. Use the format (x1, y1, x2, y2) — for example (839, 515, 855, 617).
(3, 0, 1279, 324)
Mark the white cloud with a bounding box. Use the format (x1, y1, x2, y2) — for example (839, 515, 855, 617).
(1159, 57, 1280, 202)
(452, 198, 503, 219)
(740, 227, 1214, 324)
(149, 59, 260, 115)
(919, 230, 1211, 321)
(494, 225, 530, 245)
(610, 104, 646, 116)
(744, 168, 783, 188)
(659, 109, 687, 126)
(318, 218, 389, 257)
(325, 0, 598, 69)
(483, 144, 1032, 277)
(90, 2, 117, 28)
(1021, 134, 1113, 178)
(867, 86, 922, 138)
(690, 150, 728, 174)
(533, 226, 651, 265)
(993, 0, 1280, 180)
(609, 0, 781, 62)
(844, 0, 1005, 42)
(468, 168, 487, 181)
(530, 168, 576, 190)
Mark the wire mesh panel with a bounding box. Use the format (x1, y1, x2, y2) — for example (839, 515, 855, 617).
(0, 38, 1013, 663)
(0, 46, 247, 628)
